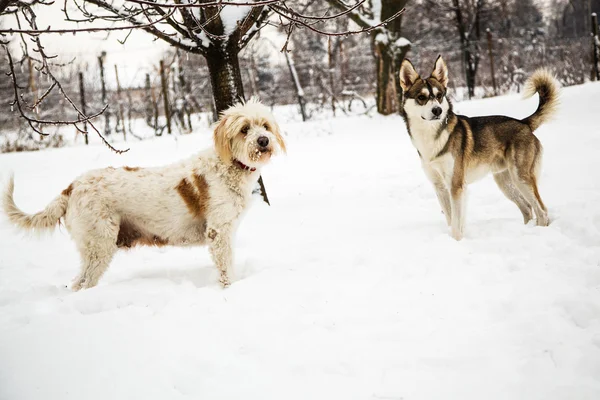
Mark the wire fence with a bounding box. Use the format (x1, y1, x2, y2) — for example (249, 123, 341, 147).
(0, 32, 597, 145)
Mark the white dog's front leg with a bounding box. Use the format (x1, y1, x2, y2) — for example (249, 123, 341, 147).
(207, 226, 233, 288)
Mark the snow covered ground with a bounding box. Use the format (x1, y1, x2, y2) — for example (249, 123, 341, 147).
(1, 83, 599, 400)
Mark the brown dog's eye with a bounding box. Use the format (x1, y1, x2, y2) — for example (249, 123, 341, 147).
(417, 95, 427, 102)
(241, 125, 249, 135)
(436, 94, 443, 101)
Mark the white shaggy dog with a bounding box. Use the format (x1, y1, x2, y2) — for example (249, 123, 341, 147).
(2, 99, 286, 290)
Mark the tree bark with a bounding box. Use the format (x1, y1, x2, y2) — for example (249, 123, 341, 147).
(159, 59, 172, 135)
(206, 43, 245, 115)
(0, 0, 13, 15)
(78, 71, 89, 145)
(98, 52, 110, 136)
(453, 0, 481, 99)
(375, 44, 395, 115)
(374, 0, 409, 115)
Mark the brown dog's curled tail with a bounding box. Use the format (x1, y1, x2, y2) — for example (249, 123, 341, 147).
(522, 69, 560, 131)
(2, 175, 71, 232)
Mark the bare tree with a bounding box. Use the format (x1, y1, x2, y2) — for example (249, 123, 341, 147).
(325, 0, 411, 114)
(0, 1, 127, 152)
(421, 0, 484, 99)
(1, 0, 402, 200)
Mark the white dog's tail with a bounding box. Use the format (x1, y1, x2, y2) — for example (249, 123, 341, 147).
(522, 69, 560, 131)
(2, 175, 71, 232)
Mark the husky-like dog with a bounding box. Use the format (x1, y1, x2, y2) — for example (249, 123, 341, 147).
(3, 99, 286, 290)
(399, 56, 559, 240)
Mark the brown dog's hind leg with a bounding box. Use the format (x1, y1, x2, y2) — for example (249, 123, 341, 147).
(493, 170, 533, 224)
(509, 145, 549, 227)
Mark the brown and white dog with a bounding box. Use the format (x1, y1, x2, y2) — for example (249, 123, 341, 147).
(399, 56, 559, 240)
(2, 98, 286, 290)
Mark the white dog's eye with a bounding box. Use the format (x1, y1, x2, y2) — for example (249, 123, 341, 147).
(263, 123, 269, 131)
(241, 125, 249, 135)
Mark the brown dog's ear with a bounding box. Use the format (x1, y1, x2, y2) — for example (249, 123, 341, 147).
(430, 55, 449, 88)
(399, 59, 420, 92)
(213, 114, 233, 164)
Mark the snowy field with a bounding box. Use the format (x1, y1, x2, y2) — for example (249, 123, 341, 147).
(1, 83, 600, 400)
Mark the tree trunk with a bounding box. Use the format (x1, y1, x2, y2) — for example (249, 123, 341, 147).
(376, 41, 410, 115)
(375, 43, 395, 115)
(463, 46, 479, 99)
(206, 44, 245, 115)
(374, 0, 409, 115)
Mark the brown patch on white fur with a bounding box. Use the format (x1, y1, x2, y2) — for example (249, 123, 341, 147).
(123, 166, 140, 172)
(61, 183, 74, 197)
(2, 99, 285, 291)
(116, 219, 168, 248)
(176, 174, 209, 219)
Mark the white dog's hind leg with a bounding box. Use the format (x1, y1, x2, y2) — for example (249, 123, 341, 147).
(71, 218, 119, 291)
(207, 226, 233, 288)
(72, 241, 117, 291)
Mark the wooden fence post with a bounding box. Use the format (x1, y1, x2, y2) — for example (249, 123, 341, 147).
(78, 72, 89, 145)
(160, 59, 172, 135)
(592, 13, 599, 81)
(114, 64, 127, 141)
(144, 73, 154, 127)
(176, 50, 193, 131)
(486, 29, 498, 96)
(328, 37, 336, 116)
(98, 52, 110, 136)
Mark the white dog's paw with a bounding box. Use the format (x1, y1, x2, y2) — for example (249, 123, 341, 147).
(71, 277, 85, 292)
(219, 274, 231, 288)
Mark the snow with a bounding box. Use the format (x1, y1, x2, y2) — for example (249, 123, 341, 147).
(1, 83, 600, 399)
(395, 37, 411, 48)
(220, 5, 252, 36)
(374, 32, 388, 45)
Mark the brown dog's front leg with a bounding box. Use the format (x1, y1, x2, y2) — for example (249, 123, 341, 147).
(450, 168, 466, 241)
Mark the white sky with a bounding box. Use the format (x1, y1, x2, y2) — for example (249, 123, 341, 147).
(4, 2, 171, 88)
(3, 2, 289, 89)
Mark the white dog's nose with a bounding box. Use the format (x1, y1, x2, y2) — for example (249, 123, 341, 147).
(257, 136, 269, 148)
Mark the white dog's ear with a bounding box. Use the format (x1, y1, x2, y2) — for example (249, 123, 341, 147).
(214, 114, 233, 163)
(430, 55, 448, 88)
(399, 59, 419, 92)
(270, 121, 287, 154)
